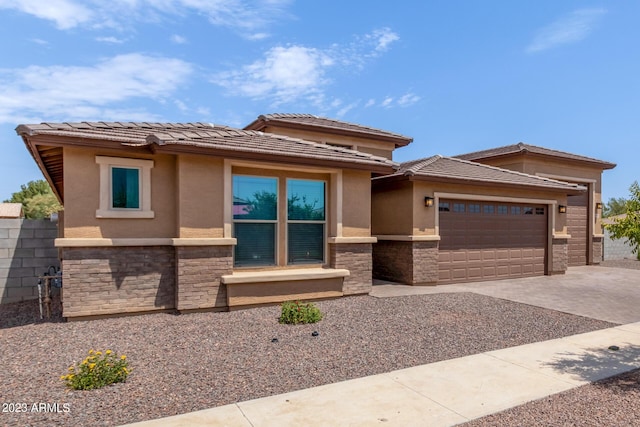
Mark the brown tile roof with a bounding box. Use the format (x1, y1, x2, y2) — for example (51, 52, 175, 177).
(244, 113, 413, 147)
(375, 155, 586, 192)
(455, 142, 616, 169)
(17, 121, 396, 171)
(0, 203, 23, 218)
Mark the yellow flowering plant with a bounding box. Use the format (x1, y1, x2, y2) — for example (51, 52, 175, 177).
(61, 349, 130, 390)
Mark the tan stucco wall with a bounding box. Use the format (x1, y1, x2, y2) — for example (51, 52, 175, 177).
(63, 147, 177, 238)
(177, 155, 224, 238)
(342, 170, 372, 237)
(371, 180, 414, 235)
(261, 125, 396, 159)
(373, 179, 569, 236)
(482, 156, 604, 231)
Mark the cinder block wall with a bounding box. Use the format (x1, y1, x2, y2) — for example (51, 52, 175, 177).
(604, 230, 636, 260)
(0, 218, 60, 304)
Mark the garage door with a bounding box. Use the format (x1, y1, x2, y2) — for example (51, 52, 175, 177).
(438, 200, 547, 284)
(567, 192, 588, 266)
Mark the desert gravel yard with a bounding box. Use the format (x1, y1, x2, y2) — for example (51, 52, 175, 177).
(0, 292, 615, 427)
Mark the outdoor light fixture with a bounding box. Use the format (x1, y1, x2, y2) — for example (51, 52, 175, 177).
(424, 196, 434, 207)
(596, 202, 603, 210)
(558, 205, 567, 214)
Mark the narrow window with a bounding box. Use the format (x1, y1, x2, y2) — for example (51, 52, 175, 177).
(232, 176, 278, 267)
(111, 167, 140, 209)
(287, 179, 325, 265)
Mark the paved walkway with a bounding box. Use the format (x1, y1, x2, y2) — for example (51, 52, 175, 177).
(124, 323, 640, 427)
(372, 265, 640, 324)
(123, 266, 640, 426)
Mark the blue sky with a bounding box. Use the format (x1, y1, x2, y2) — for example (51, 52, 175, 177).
(1, 1, 637, 202)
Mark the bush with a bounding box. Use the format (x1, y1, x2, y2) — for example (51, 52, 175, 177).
(61, 349, 130, 390)
(279, 300, 323, 324)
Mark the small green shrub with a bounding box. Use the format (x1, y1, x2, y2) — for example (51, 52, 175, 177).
(279, 300, 323, 324)
(61, 349, 130, 390)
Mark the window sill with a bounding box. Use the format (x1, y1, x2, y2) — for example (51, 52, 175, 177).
(221, 267, 349, 285)
(96, 209, 155, 219)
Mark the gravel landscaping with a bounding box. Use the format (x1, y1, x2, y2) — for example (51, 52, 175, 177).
(464, 368, 640, 427)
(0, 292, 614, 427)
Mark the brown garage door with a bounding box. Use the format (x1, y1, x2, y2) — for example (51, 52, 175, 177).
(567, 192, 588, 266)
(438, 200, 547, 284)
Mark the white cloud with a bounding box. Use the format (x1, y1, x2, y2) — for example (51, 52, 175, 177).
(369, 27, 400, 52)
(0, 53, 193, 123)
(0, 0, 93, 29)
(364, 99, 376, 108)
(527, 8, 607, 53)
(171, 34, 187, 44)
(0, 0, 292, 38)
(214, 27, 401, 106)
(96, 36, 125, 44)
(397, 92, 420, 107)
(381, 97, 393, 108)
(215, 45, 333, 105)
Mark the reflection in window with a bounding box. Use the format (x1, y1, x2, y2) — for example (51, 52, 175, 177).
(287, 179, 325, 264)
(233, 176, 278, 267)
(524, 207, 534, 215)
(536, 207, 545, 215)
(112, 167, 140, 209)
(439, 202, 450, 212)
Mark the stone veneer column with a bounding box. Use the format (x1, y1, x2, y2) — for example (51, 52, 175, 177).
(174, 246, 233, 311)
(550, 238, 569, 274)
(329, 243, 372, 295)
(61, 246, 175, 318)
(591, 236, 603, 264)
(373, 240, 438, 285)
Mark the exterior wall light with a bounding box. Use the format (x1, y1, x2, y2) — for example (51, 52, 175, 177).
(558, 205, 567, 214)
(424, 196, 434, 207)
(596, 202, 603, 210)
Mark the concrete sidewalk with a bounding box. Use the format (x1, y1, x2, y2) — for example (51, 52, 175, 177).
(123, 322, 640, 427)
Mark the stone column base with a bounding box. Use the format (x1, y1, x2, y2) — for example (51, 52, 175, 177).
(175, 246, 233, 311)
(329, 243, 372, 295)
(373, 240, 438, 285)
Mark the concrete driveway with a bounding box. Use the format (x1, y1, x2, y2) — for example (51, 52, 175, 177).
(371, 265, 640, 325)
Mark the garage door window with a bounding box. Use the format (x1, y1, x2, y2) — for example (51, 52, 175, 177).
(536, 207, 545, 215)
(511, 206, 521, 215)
(468, 204, 480, 213)
(439, 202, 450, 212)
(497, 205, 508, 214)
(483, 205, 495, 214)
(454, 203, 465, 213)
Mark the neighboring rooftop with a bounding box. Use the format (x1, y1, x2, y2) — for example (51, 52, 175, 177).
(0, 203, 24, 218)
(455, 142, 616, 170)
(375, 155, 587, 193)
(244, 113, 413, 147)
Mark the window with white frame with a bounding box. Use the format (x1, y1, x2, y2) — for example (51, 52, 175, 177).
(96, 156, 154, 218)
(232, 175, 327, 268)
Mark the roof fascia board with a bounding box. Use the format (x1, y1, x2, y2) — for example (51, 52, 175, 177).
(21, 136, 64, 203)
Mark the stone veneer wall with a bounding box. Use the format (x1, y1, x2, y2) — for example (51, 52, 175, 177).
(329, 243, 372, 295)
(550, 238, 568, 274)
(61, 246, 175, 318)
(0, 218, 59, 305)
(175, 246, 233, 311)
(373, 240, 438, 285)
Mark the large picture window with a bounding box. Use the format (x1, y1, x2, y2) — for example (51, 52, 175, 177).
(287, 179, 325, 265)
(232, 176, 278, 267)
